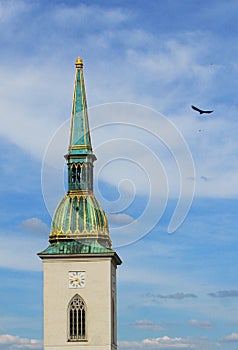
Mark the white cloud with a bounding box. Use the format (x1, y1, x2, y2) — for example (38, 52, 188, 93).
(0, 62, 70, 161)
(188, 319, 212, 329)
(219, 333, 238, 342)
(143, 336, 192, 348)
(53, 3, 129, 27)
(0, 334, 42, 349)
(0, 0, 29, 23)
(0, 1, 237, 202)
(147, 292, 197, 300)
(119, 336, 194, 349)
(0, 230, 46, 271)
(0, 4, 238, 350)
(19, 218, 48, 235)
(127, 36, 212, 85)
(107, 213, 135, 225)
(134, 320, 163, 331)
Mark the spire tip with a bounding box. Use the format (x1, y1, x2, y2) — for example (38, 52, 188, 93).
(75, 57, 83, 67)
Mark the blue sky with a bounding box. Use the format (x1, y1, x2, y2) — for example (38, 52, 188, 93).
(1, 0, 238, 349)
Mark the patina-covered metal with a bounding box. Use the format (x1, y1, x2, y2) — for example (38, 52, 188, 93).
(43, 57, 112, 254)
(65, 57, 97, 192)
(49, 192, 111, 246)
(39, 239, 113, 255)
(68, 57, 93, 156)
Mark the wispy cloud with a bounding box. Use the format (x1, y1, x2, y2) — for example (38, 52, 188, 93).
(188, 319, 212, 329)
(0, 333, 42, 349)
(1, 0, 238, 201)
(107, 213, 135, 226)
(0, 229, 46, 271)
(119, 336, 194, 349)
(19, 218, 49, 235)
(133, 320, 164, 331)
(0, 0, 30, 23)
(208, 290, 238, 298)
(146, 292, 198, 300)
(52, 3, 129, 28)
(1, 2, 238, 350)
(219, 332, 238, 342)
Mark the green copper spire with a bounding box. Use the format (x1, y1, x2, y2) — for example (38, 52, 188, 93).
(68, 57, 93, 155)
(41, 57, 112, 250)
(65, 57, 96, 192)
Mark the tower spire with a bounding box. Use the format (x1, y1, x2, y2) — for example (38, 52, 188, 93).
(68, 57, 93, 155)
(65, 57, 96, 193)
(44, 57, 111, 248)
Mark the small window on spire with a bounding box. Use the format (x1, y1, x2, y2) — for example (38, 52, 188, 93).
(82, 165, 86, 182)
(77, 165, 81, 183)
(72, 164, 76, 183)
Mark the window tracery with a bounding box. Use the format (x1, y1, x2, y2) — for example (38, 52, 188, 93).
(68, 294, 86, 341)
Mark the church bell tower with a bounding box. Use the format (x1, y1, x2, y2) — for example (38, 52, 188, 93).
(38, 57, 122, 350)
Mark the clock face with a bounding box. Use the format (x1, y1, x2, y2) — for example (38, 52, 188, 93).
(69, 271, 86, 288)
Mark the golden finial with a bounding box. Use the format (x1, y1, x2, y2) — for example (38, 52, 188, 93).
(75, 57, 83, 68)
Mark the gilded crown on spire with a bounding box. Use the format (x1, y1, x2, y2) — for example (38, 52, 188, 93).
(75, 56, 83, 68)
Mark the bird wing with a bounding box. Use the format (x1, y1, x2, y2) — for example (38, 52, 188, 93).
(191, 105, 213, 114)
(191, 105, 202, 113)
(203, 110, 213, 114)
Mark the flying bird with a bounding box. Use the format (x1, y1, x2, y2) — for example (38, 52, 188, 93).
(191, 105, 213, 115)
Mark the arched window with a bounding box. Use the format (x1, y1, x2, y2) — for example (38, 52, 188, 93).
(76, 165, 81, 183)
(82, 164, 86, 182)
(68, 295, 86, 341)
(71, 164, 76, 183)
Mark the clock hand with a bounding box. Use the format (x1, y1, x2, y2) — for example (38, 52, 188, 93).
(70, 278, 81, 285)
